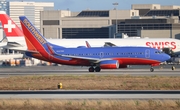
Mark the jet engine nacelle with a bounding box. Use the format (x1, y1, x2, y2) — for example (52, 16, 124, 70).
(100, 60, 119, 69)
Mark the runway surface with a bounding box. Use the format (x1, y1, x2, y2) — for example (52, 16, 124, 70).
(0, 65, 179, 77)
(0, 90, 180, 99)
(0, 66, 179, 100)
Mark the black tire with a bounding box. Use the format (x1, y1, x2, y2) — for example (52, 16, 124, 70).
(95, 66, 101, 72)
(172, 66, 175, 70)
(150, 67, 154, 72)
(88, 67, 94, 72)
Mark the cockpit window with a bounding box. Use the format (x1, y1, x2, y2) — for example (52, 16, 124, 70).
(155, 51, 163, 54)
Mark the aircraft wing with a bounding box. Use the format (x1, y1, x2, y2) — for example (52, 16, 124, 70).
(2, 46, 39, 54)
(1, 42, 39, 54)
(0, 42, 7, 47)
(2, 42, 24, 50)
(56, 54, 111, 63)
(47, 43, 110, 63)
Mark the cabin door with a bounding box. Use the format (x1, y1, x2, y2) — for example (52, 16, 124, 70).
(100, 52, 104, 59)
(145, 49, 150, 58)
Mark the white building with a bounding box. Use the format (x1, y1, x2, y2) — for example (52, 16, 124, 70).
(8, 1, 54, 30)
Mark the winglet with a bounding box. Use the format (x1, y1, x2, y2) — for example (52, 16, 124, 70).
(85, 41, 91, 48)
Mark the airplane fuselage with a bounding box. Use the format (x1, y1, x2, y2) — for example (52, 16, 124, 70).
(26, 46, 170, 67)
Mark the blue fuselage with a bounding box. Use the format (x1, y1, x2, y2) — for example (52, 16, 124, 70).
(25, 46, 170, 66)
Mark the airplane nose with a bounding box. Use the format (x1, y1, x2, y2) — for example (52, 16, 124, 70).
(163, 54, 171, 61)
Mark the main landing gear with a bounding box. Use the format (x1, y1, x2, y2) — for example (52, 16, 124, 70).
(88, 66, 101, 72)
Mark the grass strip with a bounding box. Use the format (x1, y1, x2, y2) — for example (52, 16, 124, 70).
(0, 99, 180, 110)
(0, 75, 180, 90)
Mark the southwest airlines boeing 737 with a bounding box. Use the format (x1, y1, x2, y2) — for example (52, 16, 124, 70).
(18, 16, 170, 72)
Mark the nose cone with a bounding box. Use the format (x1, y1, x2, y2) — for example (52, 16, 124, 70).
(162, 53, 171, 62)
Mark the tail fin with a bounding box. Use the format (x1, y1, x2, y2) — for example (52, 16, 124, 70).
(19, 16, 51, 54)
(0, 11, 24, 42)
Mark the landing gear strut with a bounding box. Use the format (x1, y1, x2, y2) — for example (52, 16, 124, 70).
(150, 67, 154, 72)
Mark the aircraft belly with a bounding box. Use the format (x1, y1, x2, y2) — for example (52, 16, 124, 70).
(114, 58, 160, 65)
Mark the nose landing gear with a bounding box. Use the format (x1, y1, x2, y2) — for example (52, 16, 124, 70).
(172, 66, 175, 70)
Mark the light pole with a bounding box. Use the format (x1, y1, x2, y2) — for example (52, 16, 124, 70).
(113, 2, 118, 38)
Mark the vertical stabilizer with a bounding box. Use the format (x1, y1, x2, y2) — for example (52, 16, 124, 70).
(0, 11, 24, 38)
(19, 16, 49, 53)
(0, 11, 26, 46)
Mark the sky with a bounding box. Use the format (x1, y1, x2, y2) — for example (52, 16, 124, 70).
(18, 0, 180, 12)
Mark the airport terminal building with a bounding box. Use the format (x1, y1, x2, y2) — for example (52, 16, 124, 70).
(40, 9, 138, 39)
(0, 2, 180, 39)
(40, 4, 180, 39)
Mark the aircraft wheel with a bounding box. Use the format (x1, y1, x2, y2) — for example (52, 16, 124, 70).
(95, 66, 101, 72)
(150, 67, 154, 72)
(89, 67, 94, 72)
(172, 66, 175, 70)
